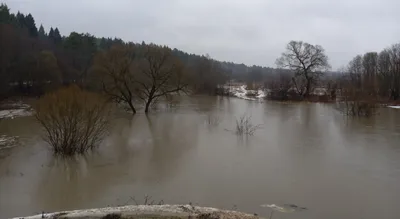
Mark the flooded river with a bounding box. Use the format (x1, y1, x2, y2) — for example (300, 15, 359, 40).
(1, 96, 400, 219)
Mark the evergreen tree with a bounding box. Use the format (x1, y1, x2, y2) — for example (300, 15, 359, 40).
(38, 24, 46, 39)
(113, 37, 123, 45)
(98, 37, 107, 50)
(0, 3, 11, 23)
(8, 13, 17, 26)
(53, 27, 62, 44)
(24, 14, 38, 37)
(48, 27, 54, 42)
(16, 12, 25, 28)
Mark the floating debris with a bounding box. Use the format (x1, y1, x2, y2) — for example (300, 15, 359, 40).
(283, 204, 307, 211)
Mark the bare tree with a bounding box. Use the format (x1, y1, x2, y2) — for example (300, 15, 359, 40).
(266, 69, 293, 100)
(34, 85, 111, 155)
(389, 44, 400, 100)
(347, 55, 363, 89)
(338, 56, 379, 117)
(91, 45, 137, 114)
(135, 44, 188, 113)
(362, 52, 378, 94)
(92, 44, 188, 114)
(378, 44, 400, 100)
(276, 41, 330, 97)
(378, 49, 393, 97)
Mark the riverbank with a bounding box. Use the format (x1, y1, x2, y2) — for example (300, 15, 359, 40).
(11, 205, 262, 219)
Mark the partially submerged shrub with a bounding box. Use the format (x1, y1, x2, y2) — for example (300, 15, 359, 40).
(35, 85, 111, 156)
(338, 87, 379, 117)
(205, 113, 221, 126)
(235, 114, 262, 136)
(340, 100, 378, 117)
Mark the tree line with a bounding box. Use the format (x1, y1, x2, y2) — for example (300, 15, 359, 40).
(0, 4, 231, 105)
(339, 44, 400, 100)
(1, 3, 399, 110)
(267, 40, 400, 105)
(0, 4, 313, 104)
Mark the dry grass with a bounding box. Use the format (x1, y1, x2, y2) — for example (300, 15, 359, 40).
(122, 195, 165, 206)
(34, 85, 111, 156)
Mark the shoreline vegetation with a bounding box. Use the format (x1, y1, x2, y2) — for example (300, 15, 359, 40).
(1, 3, 399, 116)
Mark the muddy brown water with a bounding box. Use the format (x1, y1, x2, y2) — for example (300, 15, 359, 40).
(1, 96, 400, 219)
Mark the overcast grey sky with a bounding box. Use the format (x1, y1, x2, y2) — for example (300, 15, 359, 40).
(3, 0, 400, 69)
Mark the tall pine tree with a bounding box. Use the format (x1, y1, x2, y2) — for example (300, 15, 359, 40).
(53, 27, 62, 44)
(48, 27, 54, 42)
(0, 3, 11, 23)
(24, 14, 38, 37)
(16, 12, 25, 28)
(38, 24, 46, 39)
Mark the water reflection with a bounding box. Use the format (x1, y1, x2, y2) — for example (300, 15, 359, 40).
(29, 113, 201, 214)
(1, 98, 400, 219)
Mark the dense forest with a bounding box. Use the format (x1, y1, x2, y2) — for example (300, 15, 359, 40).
(0, 4, 283, 101)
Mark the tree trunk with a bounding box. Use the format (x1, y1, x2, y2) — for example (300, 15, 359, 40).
(144, 99, 152, 113)
(145, 86, 156, 113)
(128, 101, 136, 114)
(304, 79, 311, 98)
(391, 89, 399, 100)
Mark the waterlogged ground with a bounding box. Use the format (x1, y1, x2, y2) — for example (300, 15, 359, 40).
(1, 96, 400, 219)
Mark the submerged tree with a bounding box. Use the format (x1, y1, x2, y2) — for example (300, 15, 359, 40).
(92, 44, 188, 114)
(276, 41, 330, 97)
(91, 44, 137, 114)
(338, 55, 379, 117)
(266, 69, 293, 100)
(136, 44, 189, 113)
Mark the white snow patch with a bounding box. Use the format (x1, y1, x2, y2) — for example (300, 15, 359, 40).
(5, 102, 30, 109)
(0, 135, 17, 148)
(231, 85, 265, 101)
(0, 108, 32, 119)
(11, 205, 227, 219)
(388, 105, 400, 109)
(256, 90, 266, 99)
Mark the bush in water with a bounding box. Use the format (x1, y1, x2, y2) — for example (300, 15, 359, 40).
(235, 114, 262, 136)
(34, 85, 111, 156)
